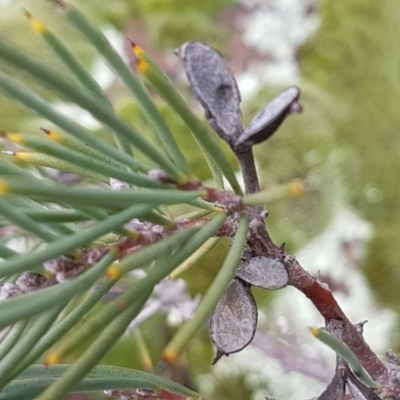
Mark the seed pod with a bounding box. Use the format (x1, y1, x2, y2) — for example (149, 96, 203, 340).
(236, 256, 289, 289)
(210, 278, 257, 363)
(234, 86, 302, 153)
(175, 41, 242, 146)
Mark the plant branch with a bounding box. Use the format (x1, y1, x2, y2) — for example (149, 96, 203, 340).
(233, 124, 388, 384)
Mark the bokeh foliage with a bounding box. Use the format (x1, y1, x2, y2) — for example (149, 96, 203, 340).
(300, 0, 400, 315)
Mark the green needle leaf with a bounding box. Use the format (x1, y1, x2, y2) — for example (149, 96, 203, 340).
(0, 197, 58, 242)
(0, 74, 147, 173)
(63, 4, 190, 175)
(0, 39, 188, 182)
(310, 327, 381, 389)
(0, 177, 204, 210)
(0, 204, 153, 277)
(0, 365, 201, 400)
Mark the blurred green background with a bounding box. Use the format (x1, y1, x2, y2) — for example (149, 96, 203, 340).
(1, 0, 400, 399)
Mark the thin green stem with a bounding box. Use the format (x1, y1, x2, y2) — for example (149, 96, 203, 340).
(1, 178, 203, 210)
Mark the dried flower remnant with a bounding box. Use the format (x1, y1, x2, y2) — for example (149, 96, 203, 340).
(210, 278, 257, 362)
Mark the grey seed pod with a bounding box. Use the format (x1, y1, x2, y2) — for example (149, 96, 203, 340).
(210, 278, 257, 363)
(175, 41, 243, 146)
(234, 86, 302, 153)
(236, 256, 289, 289)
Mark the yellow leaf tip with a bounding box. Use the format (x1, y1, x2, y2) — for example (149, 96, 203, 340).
(106, 265, 122, 281)
(4, 132, 24, 144)
(40, 127, 61, 141)
(130, 41, 145, 57)
(0, 180, 10, 195)
(137, 59, 149, 74)
(290, 179, 308, 197)
(24, 10, 46, 34)
(310, 327, 321, 337)
(162, 349, 178, 364)
(128, 40, 149, 74)
(45, 353, 60, 367)
(14, 152, 31, 161)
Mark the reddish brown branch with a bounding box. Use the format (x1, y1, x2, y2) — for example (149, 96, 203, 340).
(234, 147, 388, 384)
(283, 254, 388, 383)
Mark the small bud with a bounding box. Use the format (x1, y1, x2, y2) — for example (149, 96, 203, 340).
(234, 86, 302, 153)
(210, 278, 257, 362)
(236, 256, 289, 289)
(175, 42, 243, 146)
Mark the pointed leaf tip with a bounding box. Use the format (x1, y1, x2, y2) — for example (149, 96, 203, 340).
(176, 41, 242, 146)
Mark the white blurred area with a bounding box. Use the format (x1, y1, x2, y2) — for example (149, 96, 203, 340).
(237, 0, 320, 99)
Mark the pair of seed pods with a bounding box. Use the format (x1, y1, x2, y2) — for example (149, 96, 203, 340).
(176, 42, 301, 361)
